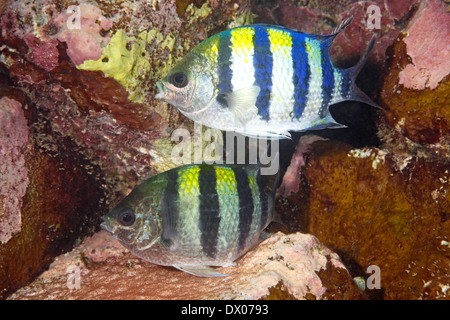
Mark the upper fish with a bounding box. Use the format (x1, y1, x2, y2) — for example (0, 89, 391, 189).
(155, 17, 379, 139)
(101, 163, 275, 277)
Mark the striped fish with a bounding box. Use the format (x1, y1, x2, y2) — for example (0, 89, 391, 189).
(101, 163, 275, 277)
(155, 17, 379, 139)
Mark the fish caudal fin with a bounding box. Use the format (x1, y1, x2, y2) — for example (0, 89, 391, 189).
(340, 34, 382, 110)
(173, 264, 228, 277)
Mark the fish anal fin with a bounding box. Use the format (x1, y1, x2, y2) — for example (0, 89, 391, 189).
(173, 264, 228, 277)
(309, 112, 347, 130)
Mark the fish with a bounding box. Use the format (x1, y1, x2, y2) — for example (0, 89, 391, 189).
(101, 163, 275, 277)
(155, 16, 380, 139)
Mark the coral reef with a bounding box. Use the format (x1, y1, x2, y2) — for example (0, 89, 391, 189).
(0, 0, 250, 186)
(252, 0, 420, 68)
(281, 140, 449, 300)
(0, 0, 252, 299)
(8, 231, 364, 300)
(53, 3, 113, 66)
(0, 97, 30, 244)
(1, 0, 449, 300)
(379, 0, 449, 152)
(397, 0, 449, 90)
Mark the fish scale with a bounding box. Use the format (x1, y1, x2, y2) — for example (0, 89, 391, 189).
(102, 163, 274, 277)
(156, 17, 380, 139)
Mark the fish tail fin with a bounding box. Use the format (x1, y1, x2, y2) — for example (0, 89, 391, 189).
(340, 34, 382, 110)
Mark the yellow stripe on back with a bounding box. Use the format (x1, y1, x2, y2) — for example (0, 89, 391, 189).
(230, 27, 255, 55)
(305, 38, 322, 75)
(267, 27, 295, 121)
(178, 166, 200, 195)
(300, 37, 323, 123)
(215, 166, 237, 195)
(267, 28, 292, 55)
(230, 27, 256, 91)
(215, 166, 240, 257)
(177, 166, 202, 248)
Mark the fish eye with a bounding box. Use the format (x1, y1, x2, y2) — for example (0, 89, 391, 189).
(118, 208, 135, 226)
(169, 72, 188, 88)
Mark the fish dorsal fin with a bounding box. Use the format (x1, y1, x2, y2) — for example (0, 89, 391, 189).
(173, 264, 227, 277)
(332, 16, 353, 36)
(316, 16, 353, 51)
(223, 86, 260, 127)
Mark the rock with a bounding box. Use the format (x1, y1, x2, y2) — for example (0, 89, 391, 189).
(0, 0, 251, 298)
(252, 0, 421, 68)
(0, 90, 107, 299)
(8, 231, 365, 300)
(0, 0, 251, 187)
(0, 97, 30, 244)
(398, 0, 450, 90)
(282, 140, 449, 300)
(379, 0, 449, 153)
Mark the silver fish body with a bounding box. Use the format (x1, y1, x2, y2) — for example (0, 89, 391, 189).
(102, 163, 274, 277)
(155, 17, 379, 139)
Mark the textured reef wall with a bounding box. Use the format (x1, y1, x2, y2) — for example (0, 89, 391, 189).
(1, 0, 449, 300)
(276, 0, 449, 300)
(0, 0, 251, 299)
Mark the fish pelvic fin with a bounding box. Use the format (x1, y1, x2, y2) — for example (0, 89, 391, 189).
(173, 264, 227, 277)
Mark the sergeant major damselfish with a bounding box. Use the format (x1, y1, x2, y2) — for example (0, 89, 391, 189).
(102, 163, 276, 277)
(155, 16, 380, 139)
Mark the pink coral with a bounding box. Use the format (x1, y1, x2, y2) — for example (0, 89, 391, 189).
(0, 97, 30, 244)
(23, 33, 59, 71)
(398, 0, 450, 90)
(54, 4, 113, 66)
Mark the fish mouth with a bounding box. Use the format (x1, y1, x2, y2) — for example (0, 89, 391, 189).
(155, 81, 166, 100)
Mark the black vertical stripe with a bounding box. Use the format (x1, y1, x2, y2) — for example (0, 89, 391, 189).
(161, 168, 179, 248)
(198, 164, 221, 258)
(253, 26, 273, 121)
(320, 41, 335, 118)
(292, 33, 311, 119)
(258, 178, 269, 231)
(233, 167, 254, 253)
(217, 30, 233, 96)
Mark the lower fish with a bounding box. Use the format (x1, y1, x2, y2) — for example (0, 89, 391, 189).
(155, 16, 380, 139)
(101, 163, 275, 277)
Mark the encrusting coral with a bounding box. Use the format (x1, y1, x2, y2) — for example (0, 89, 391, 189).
(1, 0, 449, 300)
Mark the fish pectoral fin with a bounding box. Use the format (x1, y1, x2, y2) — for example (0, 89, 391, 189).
(173, 264, 228, 277)
(224, 86, 260, 127)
